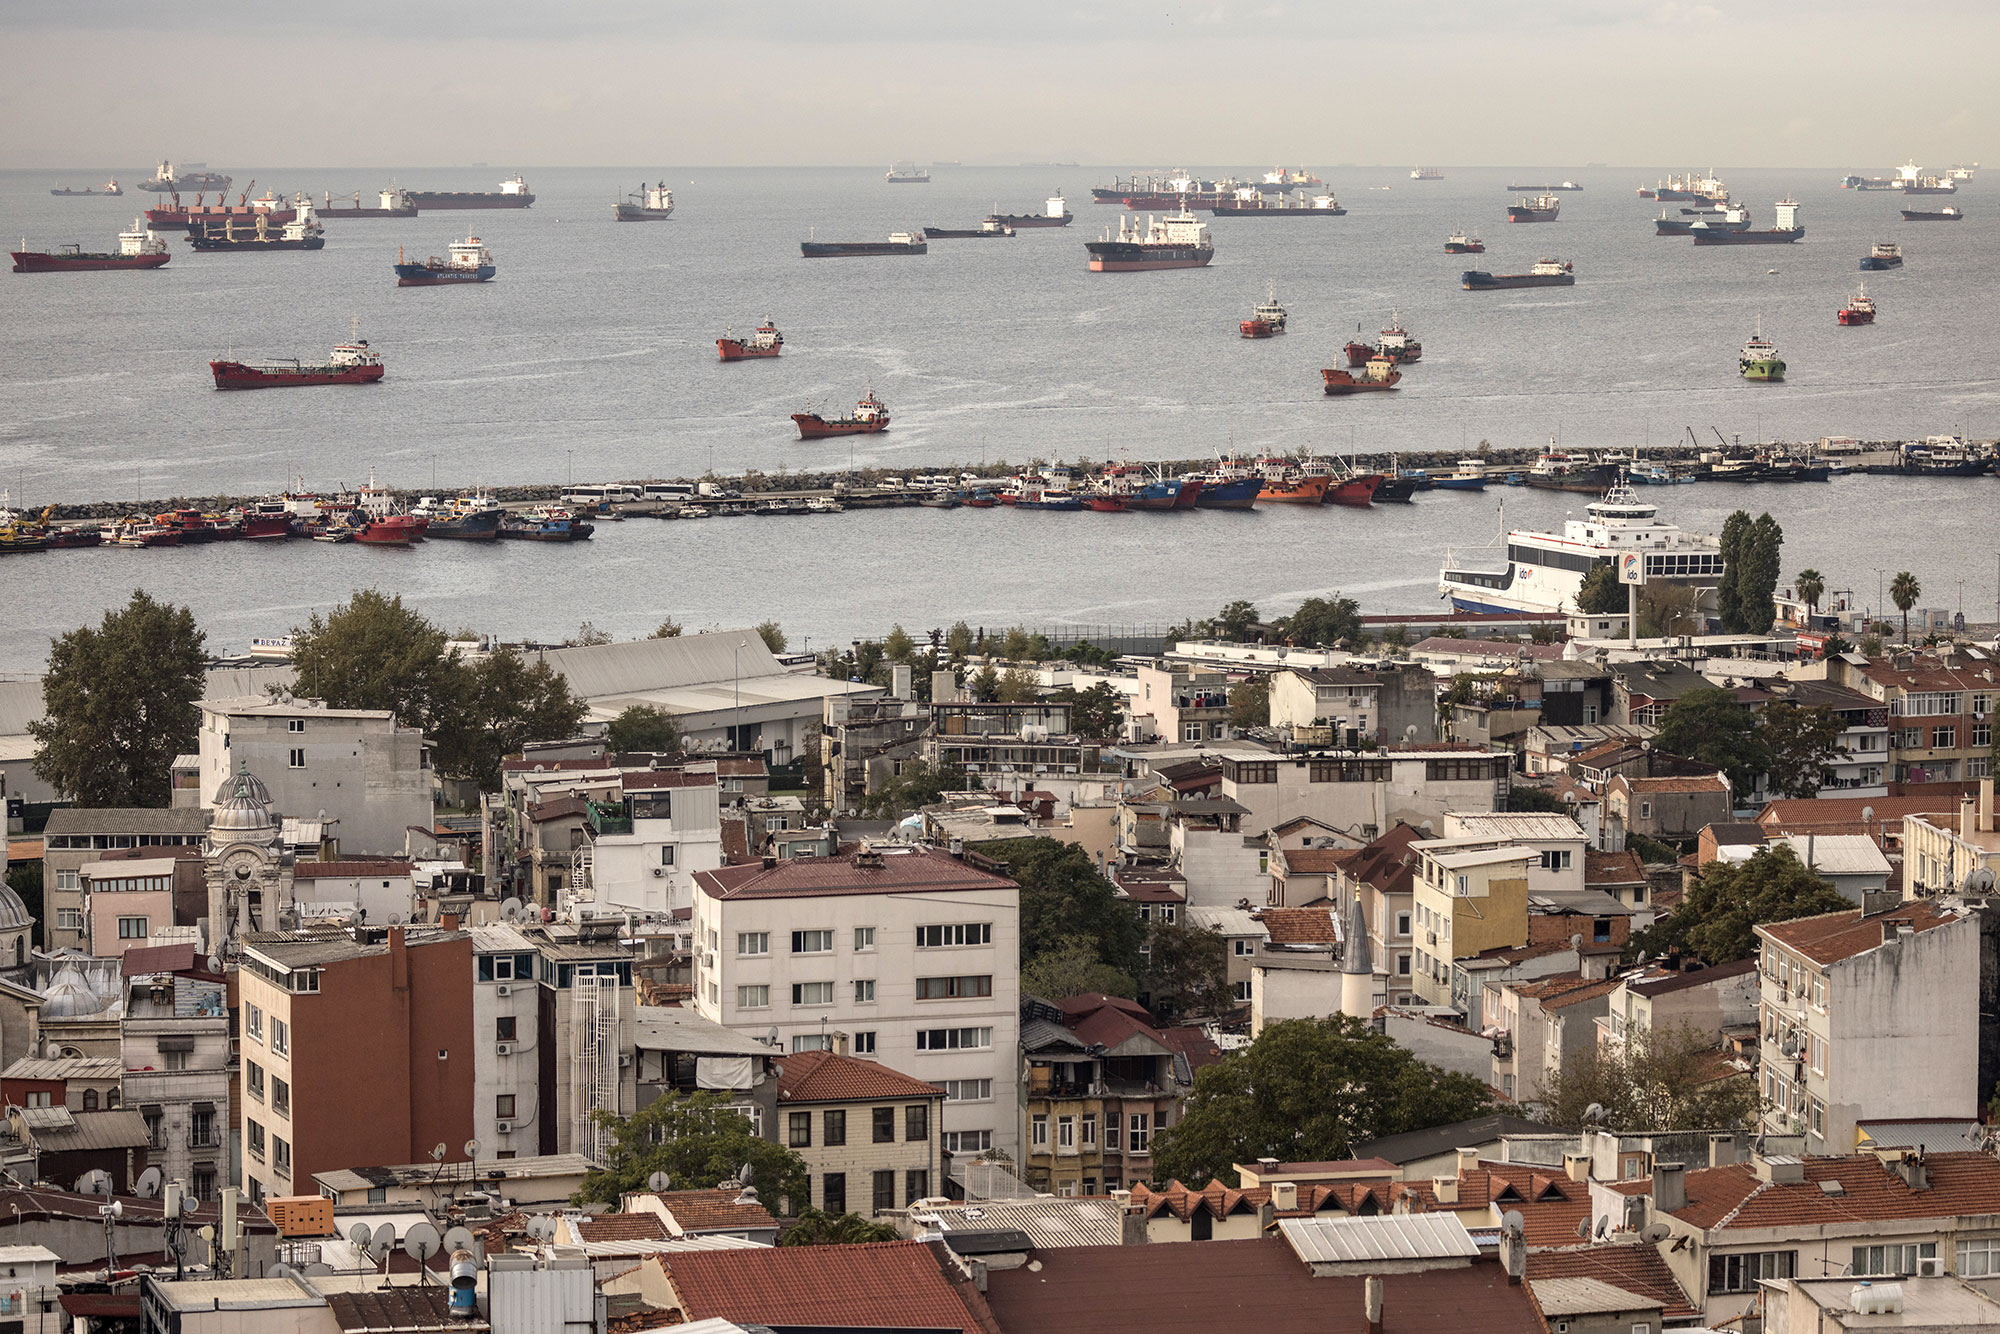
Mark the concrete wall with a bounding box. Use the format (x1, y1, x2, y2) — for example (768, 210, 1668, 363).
(1172, 825, 1264, 909)
(1824, 915, 1979, 1147)
(200, 704, 431, 857)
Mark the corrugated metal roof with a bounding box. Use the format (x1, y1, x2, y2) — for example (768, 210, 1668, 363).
(1530, 1277, 1659, 1315)
(632, 1006, 778, 1058)
(1447, 812, 1587, 841)
(22, 1107, 150, 1152)
(918, 1197, 1125, 1248)
(532, 631, 786, 700)
(1278, 1213, 1479, 1265)
(1, 1056, 122, 1082)
(1782, 834, 1892, 877)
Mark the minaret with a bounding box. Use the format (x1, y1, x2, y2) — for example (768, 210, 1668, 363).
(1340, 895, 1375, 1018)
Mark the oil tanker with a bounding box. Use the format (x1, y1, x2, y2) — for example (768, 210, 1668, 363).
(211, 337, 384, 389)
(12, 219, 171, 272)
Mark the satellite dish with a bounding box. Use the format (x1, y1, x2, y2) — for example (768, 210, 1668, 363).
(1501, 1210, 1524, 1237)
(349, 1223, 374, 1249)
(442, 1226, 477, 1256)
(1861, 806, 1875, 824)
(389, 912, 406, 926)
(75, 1170, 112, 1195)
(1641, 1222, 1673, 1243)
(198, 1225, 216, 1243)
(646, 1171, 671, 1192)
(206, 955, 223, 975)
(463, 1140, 480, 1160)
(371, 1223, 397, 1257)
(302, 1263, 335, 1276)
(432, 1143, 448, 1162)
(135, 1167, 163, 1198)
(403, 1222, 443, 1266)
(1780, 1036, 1798, 1058)
(270, 1264, 294, 1281)
(1965, 867, 1997, 896)
(1584, 1102, 1609, 1125)
(1575, 1218, 1592, 1240)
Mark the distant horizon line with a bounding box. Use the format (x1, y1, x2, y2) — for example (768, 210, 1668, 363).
(1, 161, 1948, 174)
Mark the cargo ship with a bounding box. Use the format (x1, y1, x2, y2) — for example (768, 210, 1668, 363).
(395, 236, 496, 285)
(994, 193, 1072, 228)
(1657, 206, 1749, 235)
(1506, 180, 1582, 191)
(1444, 228, 1484, 253)
(1507, 193, 1561, 222)
(1901, 205, 1963, 221)
(321, 187, 418, 218)
(210, 334, 384, 389)
(1091, 173, 1213, 203)
(1739, 320, 1784, 382)
(1410, 167, 1444, 181)
(1859, 242, 1903, 270)
(1690, 199, 1802, 244)
(614, 182, 674, 221)
(1644, 171, 1729, 202)
(1240, 285, 1287, 338)
(1322, 356, 1403, 394)
(792, 390, 889, 438)
(415, 493, 504, 540)
(886, 163, 931, 184)
(801, 231, 927, 257)
(1462, 258, 1574, 289)
(923, 217, 1014, 238)
(13, 218, 171, 272)
(1209, 190, 1345, 216)
(186, 202, 325, 252)
(141, 161, 230, 194)
(1345, 313, 1420, 366)
(407, 176, 533, 209)
(1085, 211, 1214, 271)
(1837, 285, 1876, 326)
(51, 179, 121, 196)
(718, 320, 784, 360)
(1260, 166, 1325, 190)
(146, 189, 294, 230)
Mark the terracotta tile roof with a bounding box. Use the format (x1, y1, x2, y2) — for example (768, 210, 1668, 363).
(1280, 848, 1356, 875)
(1857, 657, 1990, 695)
(1608, 1152, 2000, 1232)
(1757, 902, 1960, 966)
(1624, 774, 1729, 794)
(1757, 794, 1952, 832)
(120, 942, 200, 978)
(716, 758, 768, 777)
(1536, 775, 1602, 806)
(572, 1213, 672, 1242)
(652, 1188, 778, 1233)
(1159, 1025, 1224, 1074)
(1339, 823, 1425, 896)
(290, 859, 414, 879)
(664, 1238, 999, 1332)
(1256, 907, 1339, 945)
(1584, 849, 1645, 887)
(1536, 978, 1622, 1011)
(775, 1050, 946, 1103)
(529, 795, 590, 823)
(1527, 1244, 1699, 1320)
(719, 815, 752, 865)
(697, 846, 1016, 900)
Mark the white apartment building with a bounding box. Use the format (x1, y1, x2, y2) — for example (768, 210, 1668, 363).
(1440, 812, 1589, 894)
(197, 696, 432, 856)
(1202, 745, 1510, 838)
(571, 771, 724, 924)
(691, 846, 1021, 1160)
(471, 922, 546, 1159)
(1755, 902, 1977, 1150)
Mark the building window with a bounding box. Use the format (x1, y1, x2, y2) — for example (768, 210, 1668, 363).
(191, 1168, 215, 1200)
(737, 932, 769, 956)
(822, 1173, 846, 1215)
(874, 1169, 896, 1212)
(853, 1031, 876, 1055)
(737, 985, 770, 1009)
(1852, 1243, 1934, 1276)
(1032, 1114, 1049, 1148)
(943, 1079, 992, 1102)
(1128, 1112, 1151, 1154)
(1397, 954, 1412, 977)
(1057, 1114, 1076, 1153)
(790, 1034, 832, 1053)
(1082, 1113, 1098, 1149)
(1958, 1236, 2000, 1277)
(495, 1094, 516, 1120)
(916, 1026, 992, 1051)
(56, 907, 84, 931)
(790, 930, 834, 954)
(1934, 726, 1956, 749)
(249, 1120, 266, 1159)
(289, 748, 305, 768)
(1395, 912, 1411, 937)
(1233, 939, 1252, 956)
(496, 1016, 518, 1042)
(80, 1088, 98, 1111)
(854, 927, 876, 951)
(823, 1110, 846, 1146)
(907, 1103, 929, 1142)
(659, 845, 675, 867)
(190, 1108, 215, 1147)
(791, 981, 834, 1006)
(789, 1112, 813, 1147)
(272, 1078, 290, 1115)
(1639, 801, 1653, 819)
(1976, 723, 1994, 748)
(270, 1018, 289, 1057)
(288, 718, 305, 733)
(854, 979, 876, 1003)
(118, 916, 148, 940)
(1708, 1251, 1795, 1294)
(248, 1063, 266, 1100)
(274, 1136, 292, 1174)
(860, 1105, 889, 1143)
(915, 975, 993, 1000)
(942, 1130, 992, 1153)
(1539, 849, 1574, 871)
(907, 1169, 929, 1202)
(916, 923, 993, 949)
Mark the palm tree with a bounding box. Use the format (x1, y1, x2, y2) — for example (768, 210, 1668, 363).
(1794, 568, 1825, 617)
(1890, 571, 1921, 644)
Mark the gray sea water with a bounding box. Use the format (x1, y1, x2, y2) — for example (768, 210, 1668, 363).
(1, 163, 1995, 669)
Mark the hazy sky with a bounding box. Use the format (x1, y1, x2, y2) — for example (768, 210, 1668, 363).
(4, 1, 1993, 168)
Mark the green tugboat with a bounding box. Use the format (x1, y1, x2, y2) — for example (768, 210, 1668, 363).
(1739, 318, 1785, 382)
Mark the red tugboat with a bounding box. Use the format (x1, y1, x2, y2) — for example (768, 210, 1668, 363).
(792, 390, 889, 439)
(210, 333, 384, 389)
(1084, 493, 1128, 511)
(1322, 356, 1403, 394)
(1345, 313, 1421, 367)
(718, 320, 784, 360)
(12, 218, 172, 272)
(1256, 458, 1330, 503)
(352, 514, 425, 545)
(1326, 472, 1383, 506)
(1838, 284, 1876, 326)
(1444, 228, 1484, 254)
(1240, 285, 1287, 338)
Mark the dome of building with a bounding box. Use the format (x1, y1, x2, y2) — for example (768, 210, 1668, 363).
(210, 764, 275, 836)
(0, 880, 29, 933)
(41, 964, 108, 1019)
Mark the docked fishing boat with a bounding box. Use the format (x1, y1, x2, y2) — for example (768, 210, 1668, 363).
(1838, 285, 1876, 326)
(1322, 356, 1403, 394)
(1083, 493, 1128, 512)
(103, 517, 183, 548)
(1240, 284, 1287, 338)
(414, 493, 504, 540)
(1739, 320, 1785, 382)
(498, 504, 594, 541)
(614, 182, 675, 221)
(1525, 447, 1618, 493)
(352, 514, 426, 546)
(792, 391, 889, 439)
(1859, 242, 1903, 270)
(718, 320, 784, 360)
(1186, 459, 1260, 510)
(13, 218, 171, 272)
(395, 236, 496, 285)
(1308, 459, 1384, 507)
(1433, 460, 1489, 491)
(1444, 228, 1484, 253)
(1256, 458, 1329, 503)
(210, 334, 384, 389)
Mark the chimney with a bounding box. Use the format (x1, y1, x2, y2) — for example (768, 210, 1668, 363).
(1882, 918, 1911, 945)
(932, 669, 958, 704)
(1456, 1146, 1480, 1177)
(440, 911, 460, 931)
(1889, 1151, 1931, 1191)
(891, 664, 913, 701)
(1271, 1181, 1298, 1212)
(1708, 1134, 1737, 1168)
(1120, 1199, 1150, 1246)
(1962, 794, 1978, 842)
(1365, 1275, 1385, 1334)
(1431, 1175, 1460, 1206)
(832, 1031, 850, 1056)
(1983, 777, 1995, 835)
(1652, 1162, 1687, 1214)
(1563, 1151, 1591, 1183)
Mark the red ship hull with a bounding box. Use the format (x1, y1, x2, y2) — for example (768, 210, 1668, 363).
(1322, 369, 1402, 394)
(1088, 256, 1213, 271)
(353, 516, 426, 545)
(1258, 476, 1330, 503)
(210, 361, 387, 390)
(1241, 319, 1279, 338)
(792, 414, 889, 439)
(1172, 479, 1204, 508)
(1326, 474, 1384, 506)
(1838, 309, 1875, 326)
(1345, 341, 1421, 367)
(718, 340, 781, 361)
(1085, 495, 1128, 512)
(241, 514, 295, 539)
(146, 207, 297, 231)
(1444, 242, 1484, 254)
(12, 252, 170, 272)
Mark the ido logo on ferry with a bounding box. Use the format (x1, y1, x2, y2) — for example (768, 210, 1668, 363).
(1619, 553, 1645, 584)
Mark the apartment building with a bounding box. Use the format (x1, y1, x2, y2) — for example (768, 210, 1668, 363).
(1267, 664, 1437, 746)
(1763, 679, 1890, 796)
(1131, 661, 1239, 744)
(1335, 824, 1425, 1007)
(1754, 902, 1977, 1150)
(1902, 780, 2000, 895)
(1018, 995, 1189, 1195)
(1595, 958, 1760, 1056)
(1409, 845, 1534, 1009)
(1804, 651, 1999, 784)
(41, 809, 207, 952)
(1204, 745, 1509, 837)
(469, 922, 544, 1163)
(236, 925, 473, 1206)
(120, 946, 230, 1203)
(775, 1050, 945, 1216)
(691, 846, 1021, 1159)
(925, 701, 1122, 813)
(197, 697, 432, 856)
(570, 770, 723, 924)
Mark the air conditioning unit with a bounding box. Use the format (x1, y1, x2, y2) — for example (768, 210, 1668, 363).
(496, 1042, 513, 1056)
(495, 1120, 513, 1134)
(1917, 1256, 1946, 1278)
(618, 1053, 633, 1067)
(652, 867, 667, 878)
(495, 983, 512, 997)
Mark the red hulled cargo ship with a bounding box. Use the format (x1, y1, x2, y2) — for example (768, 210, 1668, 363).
(1322, 356, 1403, 394)
(146, 188, 294, 230)
(210, 336, 385, 389)
(12, 218, 171, 272)
(792, 390, 889, 439)
(718, 321, 784, 360)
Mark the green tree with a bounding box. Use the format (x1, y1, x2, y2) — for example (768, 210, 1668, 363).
(1716, 511, 1751, 632)
(996, 668, 1040, 703)
(1001, 627, 1034, 661)
(1890, 571, 1921, 643)
(1049, 683, 1124, 739)
(1148, 1016, 1495, 1188)
(1229, 676, 1270, 730)
(1283, 596, 1361, 648)
(969, 663, 1001, 702)
(1630, 843, 1849, 965)
(289, 590, 458, 738)
(882, 625, 917, 663)
(7, 863, 44, 948)
(606, 704, 684, 754)
(1534, 1021, 1758, 1131)
(860, 757, 968, 818)
(1794, 568, 1825, 616)
(1757, 702, 1848, 800)
(754, 621, 787, 653)
(945, 621, 974, 658)
(1654, 686, 1767, 796)
(569, 621, 613, 647)
(983, 838, 1147, 984)
(577, 1090, 807, 1211)
(1637, 583, 1702, 638)
(440, 648, 589, 790)
(651, 617, 684, 638)
(1020, 934, 1138, 1001)
(1741, 513, 1784, 634)
(1214, 600, 1261, 642)
(779, 1209, 900, 1246)
(1506, 784, 1572, 814)
(31, 591, 207, 807)
(1575, 560, 1625, 614)
(1142, 919, 1231, 1021)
